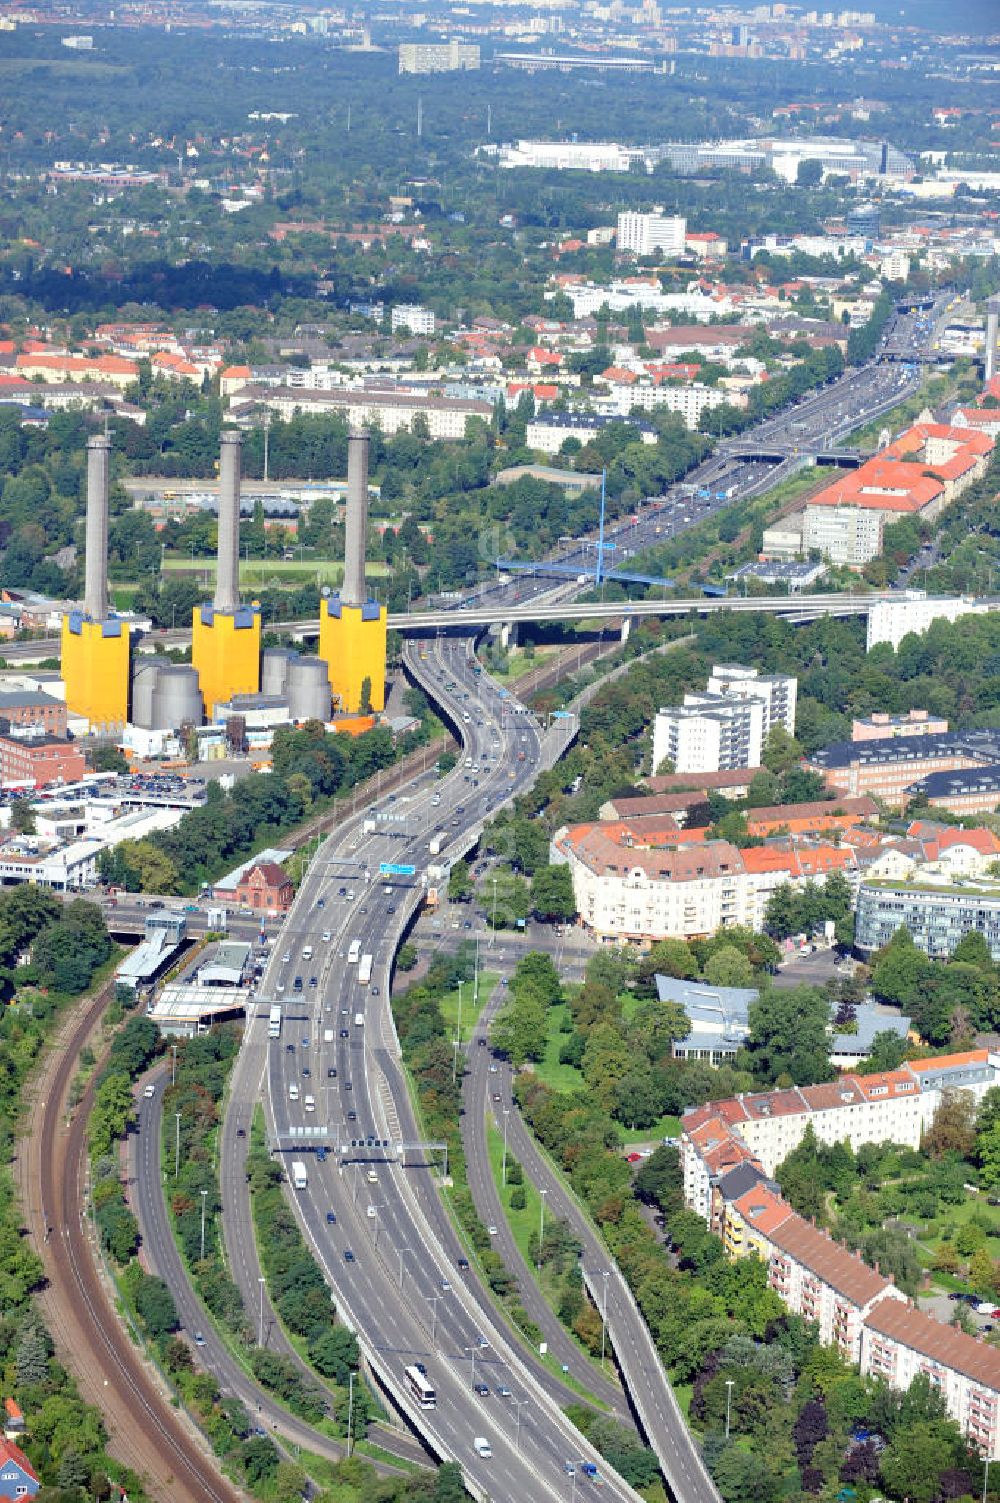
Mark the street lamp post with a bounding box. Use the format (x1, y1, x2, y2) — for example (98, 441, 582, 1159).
(537, 1187, 548, 1270)
(174, 1111, 181, 1177)
(171, 1043, 177, 1086)
(983, 1454, 991, 1503)
(258, 1276, 266, 1347)
(491, 877, 498, 946)
(725, 1378, 735, 1440)
(468, 1346, 477, 1388)
(502, 1108, 510, 1186)
(199, 1189, 208, 1261)
(512, 1397, 526, 1454)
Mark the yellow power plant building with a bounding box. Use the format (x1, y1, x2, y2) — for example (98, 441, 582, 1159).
(61, 434, 131, 731)
(191, 432, 261, 717)
(319, 429, 387, 713)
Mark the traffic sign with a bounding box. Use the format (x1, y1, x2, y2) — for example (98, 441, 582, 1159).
(380, 863, 417, 877)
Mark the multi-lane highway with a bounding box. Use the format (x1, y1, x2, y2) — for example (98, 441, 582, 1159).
(233, 634, 655, 1503)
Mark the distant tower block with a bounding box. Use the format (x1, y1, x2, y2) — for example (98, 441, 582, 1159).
(986, 299, 1000, 385)
(61, 434, 130, 730)
(319, 428, 387, 713)
(191, 431, 261, 718)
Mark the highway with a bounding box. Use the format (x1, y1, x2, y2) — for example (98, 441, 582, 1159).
(128, 1075, 418, 1476)
(232, 633, 647, 1502)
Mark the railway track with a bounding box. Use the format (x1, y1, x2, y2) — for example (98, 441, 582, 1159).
(20, 977, 244, 1503)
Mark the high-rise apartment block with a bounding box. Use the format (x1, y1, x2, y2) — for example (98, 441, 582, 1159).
(398, 40, 480, 74)
(616, 211, 687, 258)
(652, 664, 797, 775)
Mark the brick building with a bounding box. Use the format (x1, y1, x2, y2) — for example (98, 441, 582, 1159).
(0, 731, 85, 789)
(230, 860, 293, 914)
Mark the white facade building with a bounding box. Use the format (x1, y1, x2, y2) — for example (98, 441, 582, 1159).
(802, 503, 884, 567)
(390, 304, 436, 336)
(653, 694, 765, 775)
(866, 591, 992, 651)
(617, 211, 687, 258)
(706, 663, 797, 740)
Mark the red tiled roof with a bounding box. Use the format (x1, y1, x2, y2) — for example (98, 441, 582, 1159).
(770, 1213, 894, 1307)
(866, 1297, 1000, 1390)
(0, 1437, 38, 1483)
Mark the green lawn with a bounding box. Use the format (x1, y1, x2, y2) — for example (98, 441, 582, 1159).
(620, 1115, 682, 1146)
(533, 1003, 586, 1092)
(486, 1115, 544, 1269)
(161, 556, 390, 585)
(439, 972, 497, 1045)
(487, 644, 562, 686)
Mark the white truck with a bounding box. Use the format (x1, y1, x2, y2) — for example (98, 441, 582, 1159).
(347, 940, 362, 966)
(357, 954, 373, 986)
(429, 833, 445, 857)
(291, 1160, 308, 1190)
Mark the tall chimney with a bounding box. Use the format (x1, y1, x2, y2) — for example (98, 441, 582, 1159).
(986, 304, 999, 385)
(83, 433, 111, 621)
(214, 431, 242, 614)
(343, 427, 370, 608)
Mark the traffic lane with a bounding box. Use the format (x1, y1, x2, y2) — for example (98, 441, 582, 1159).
(462, 1043, 630, 1417)
(492, 1085, 720, 1498)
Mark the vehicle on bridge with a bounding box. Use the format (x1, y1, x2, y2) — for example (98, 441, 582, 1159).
(404, 1365, 436, 1408)
(268, 1004, 282, 1039)
(357, 954, 373, 986)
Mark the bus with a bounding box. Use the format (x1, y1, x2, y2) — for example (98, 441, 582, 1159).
(358, 954, 373, 986)
(268, 1004, 282, 1039)
(347, 940, 362, 966)
(404, 1365, 436, 1409)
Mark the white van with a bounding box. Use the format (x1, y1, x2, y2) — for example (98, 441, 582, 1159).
(302, 946, 313, 961)
(473, 1438, 492, 1459)
(143, 1083, 155, 1099)
(289, 1084, 300, 1101)
(323, 1028, 334, 1044)
(304, 1094, 316, 1112)
(354, 1013, 365, 1027)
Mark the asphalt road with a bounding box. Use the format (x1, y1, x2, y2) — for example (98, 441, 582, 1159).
(128, 1075, 415, 1476)
(483, 1052, 721, 1503)
(460, 987, 632, 1419)
(242, 633, 647, 1503)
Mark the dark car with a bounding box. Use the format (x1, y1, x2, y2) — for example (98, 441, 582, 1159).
(302, 1067, 311, 1078)
(327, 1068, 337, 1079)
(236, 1127, 246, 1138)
(344, 1249, 355, 1263)
(344, 1081, 353, 1091)
(326, 1211, 337, 1225)
(457, 1257, 470, 1270)
(473, 1383, 489, 1397)
(340, 1028, 349, 1038)
(347, 1110, 357, 1121)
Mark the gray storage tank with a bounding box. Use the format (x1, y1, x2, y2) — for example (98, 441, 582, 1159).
(287, 657, 332, 722)
(151, 665, 203, 730)
(131, 660, 161, 729)
(261, 648, 295, 696)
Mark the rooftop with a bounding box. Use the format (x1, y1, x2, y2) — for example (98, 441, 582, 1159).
(866, 1297, 1000, 1390)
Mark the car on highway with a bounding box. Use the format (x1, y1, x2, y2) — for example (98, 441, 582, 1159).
(344, 1249, 355, 1262)
(194, 1331, 205, 1346)
(497, 1385, 512, 1399)
(439, 1278, 451, 1291)
(473, 1382, 489, 1397)
(327, 1067, 337, 1078)
(347, 1110, 357, 1121)
(340, 1028, 349, 1037)
(457, 1257, 470, 1270)
(487, 1224, 497, 1236)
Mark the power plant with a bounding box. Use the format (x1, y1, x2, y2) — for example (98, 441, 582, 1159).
(62, 426, 389, 740)
(190, 431, 262, 718)
(319, 428, 388, 713)
(60, 435, 132, 731)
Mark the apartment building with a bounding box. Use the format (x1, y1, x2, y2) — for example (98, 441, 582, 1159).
(229, 385, 491, 441)
(616, 211, 687, 258)
(682, 1049, 1000, 1453)
(706, 664, 797, 741)
(652, 694, 765, 776)
(860, 1301, 1000, 1457)
(14, 352, 139, 390)
(398, 40, 480, 74)
(551, 820, 853, 943)
(856, 878, 1000, 960)
(0, 730, 85, 789)
(866, 591, 988, 651)
(653, 663, 797, 775)
(525, 412, 657, 453)
(390, 304, 436, 336)
(905, 765, 1000, 815)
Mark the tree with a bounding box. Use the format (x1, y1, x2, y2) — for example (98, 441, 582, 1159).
(9, 798, 35, 835)
(762, 724, 804, 775)
(16, 1319, 51, 1384)
(796, 158, 824, 187)
(447, 859, 472, 903)
(703, 945, 754, 989)
(531, 864, 576, 923)
(745, 986, 833, 1085)
(879, 1423, 958, 1503)
(359, 676, 372, 715)
(135, 1275, 179, 1340)
(924, 1089, 977, 1160)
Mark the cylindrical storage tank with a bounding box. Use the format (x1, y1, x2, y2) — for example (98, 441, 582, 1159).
(151, 665, 204, 730)
(261, 648, 295, 696)
(287, 658, 332, 722)
(131, 662, 160, 729)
